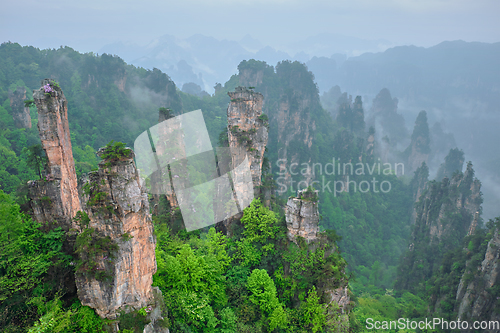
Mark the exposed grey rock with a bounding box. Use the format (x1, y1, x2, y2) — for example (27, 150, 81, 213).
(285, 189, 320, 243)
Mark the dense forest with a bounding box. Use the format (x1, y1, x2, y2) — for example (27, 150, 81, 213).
(0, 42, 498, 332)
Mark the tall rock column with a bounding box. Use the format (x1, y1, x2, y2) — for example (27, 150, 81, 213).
(285, 188, 320, 243)
(77, 147, 166, 332)
(227, 86, 268, 198)
(29, 79, 81, 230)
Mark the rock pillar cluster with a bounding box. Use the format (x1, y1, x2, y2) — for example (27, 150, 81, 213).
(29, 80, 167, 332)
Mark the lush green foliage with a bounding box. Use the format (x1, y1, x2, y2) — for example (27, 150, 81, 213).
(100, 140, 132, 165)
(0, 190, 106, 332)
(150, 198, 351, 332)
(1, 42, 493, 333)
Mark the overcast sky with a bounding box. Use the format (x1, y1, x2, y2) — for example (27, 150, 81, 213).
(1, 0, 499, 53)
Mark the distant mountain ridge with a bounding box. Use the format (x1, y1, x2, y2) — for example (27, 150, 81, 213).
(98, 33, 393, 92)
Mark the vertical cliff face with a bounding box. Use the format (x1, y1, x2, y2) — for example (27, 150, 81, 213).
(155, 107, 183, 209)
(365, 127, 375, 159)
(396, 162, 482, 292)
(227, 86, 268, 195)
(455, 228, 500, 330)
(77, 149, 158, 321)
(29, 79, 81, 230)
(285, 188, 320, 243)
(8, 86, 31, 129)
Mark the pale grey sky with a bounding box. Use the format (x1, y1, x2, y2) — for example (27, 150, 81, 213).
(1, 0, 499, 53)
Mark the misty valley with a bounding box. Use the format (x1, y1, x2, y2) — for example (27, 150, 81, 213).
(0, 39, 499, 333)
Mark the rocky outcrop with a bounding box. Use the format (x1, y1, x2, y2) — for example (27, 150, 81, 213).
(285, 189, 320, 243)
(29, 79, 81, 230)
(29, 80, 166, 332)
(8, 86, 31, 128)
(405, 111, 431, 174)
(454, 228, 500, 331)
(395, 162, 482, 292)
(227, 86, 268, 196)
(77, 148, 167, 331)
(114, 73, 127, 93)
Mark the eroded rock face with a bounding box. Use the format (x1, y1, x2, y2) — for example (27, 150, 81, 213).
(396, 162, 482, 292)
(77, 150, 157, 321)
(227, 86, 268, 196)
(455, 229, 500, 331)
(285, 189, 320, 243)
(29, 79, 81, 230)
(417, 162, 480, 243)
(9, 86, 31, 129)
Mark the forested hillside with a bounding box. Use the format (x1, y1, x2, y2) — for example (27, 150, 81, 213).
(0, 42, 498, 332)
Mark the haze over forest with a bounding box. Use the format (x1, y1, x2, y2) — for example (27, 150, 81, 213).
(4, 0, 498, 217)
